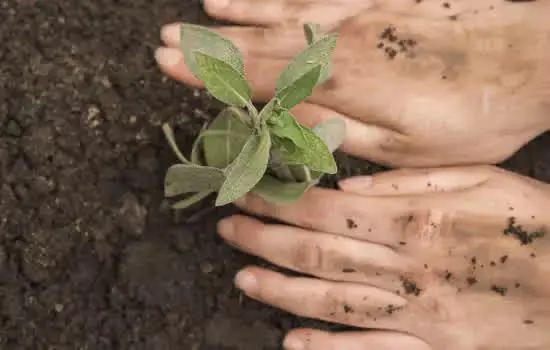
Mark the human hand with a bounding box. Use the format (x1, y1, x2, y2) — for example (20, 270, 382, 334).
(217, 166, 550, 349)
(156, 0, 550, 167)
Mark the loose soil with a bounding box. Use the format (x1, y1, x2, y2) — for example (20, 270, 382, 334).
(1, 1, 549, 349)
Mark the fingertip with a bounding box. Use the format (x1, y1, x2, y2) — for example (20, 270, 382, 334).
(338, 176, 373, 194)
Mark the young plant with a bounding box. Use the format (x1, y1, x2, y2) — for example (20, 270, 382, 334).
(163, 23, 346, 209)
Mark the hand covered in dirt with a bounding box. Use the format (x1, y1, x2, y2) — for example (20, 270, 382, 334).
(157, 0, 550, 167)
(217, 166, 550, 350)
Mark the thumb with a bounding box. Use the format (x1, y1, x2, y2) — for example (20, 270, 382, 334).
(338, 166, 492, 196)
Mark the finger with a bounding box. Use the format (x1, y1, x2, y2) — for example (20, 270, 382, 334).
(218, 215, 411, 291)
(234, 187, 410, 247)
(202, 0, 285, 26)
(375, 0, 475, 18)
(291, 103, 409, 164)
(235, 266, 411, 331)
(284, 329, 431, 350)
(161, 24, 305, 58)
(203, 0, 376, 28)
(338, 166, 491, 196)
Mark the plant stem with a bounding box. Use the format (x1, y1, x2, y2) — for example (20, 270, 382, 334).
(246, 102, 261, 131)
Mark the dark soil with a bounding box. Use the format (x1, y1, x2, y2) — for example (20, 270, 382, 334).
(0, 1, 549, 349)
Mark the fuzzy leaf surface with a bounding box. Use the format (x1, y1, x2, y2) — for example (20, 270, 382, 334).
(276, 34, 338, 94)
(164, 164, 225, 197)
(180, 24, 245, 79)
(312, 117, 347, 152)
(277, 65, 321, 109)
(194, 51, 252, 107)
(203, 107, 253, 169)
(252, 175, 310, 204)
(216, 128, 271, 206)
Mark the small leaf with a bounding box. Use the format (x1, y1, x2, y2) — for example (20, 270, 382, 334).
(172, 191, 212, 210)
(259, 98, 277, 123)
(268, 110, 307, 149)
(203, 107, 253, 169)
(276, 125, 337, 174)
(162, 123, 192, 164)
(164, 164, 225, 197)
(277, 65, 321, 109)
(180, 24, 245, 79)
(191, 123, 208, 165)
(304, 23, 322, 45)
(276, 34, 338, 94)
(252, 175, 310, 204)
(216, 128, 272, 206)
(312, 118, 347, 152)
(194, 51, 252, 107)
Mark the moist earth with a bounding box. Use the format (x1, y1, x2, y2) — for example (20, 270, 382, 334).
(1, 1, 549, 349)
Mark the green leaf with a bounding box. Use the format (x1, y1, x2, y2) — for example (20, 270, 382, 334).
(180, 24, 245, 79)
(216, 128, 271, 206)
(162, 123, 192, 164)
(277, 65, 321, 109)
(172, 191, 212, 210)
(304, 23, 322, 45)
(194, 51, 252, 107)
(312, 118, 347, 152)
(276, 125, 337, 174)
(276, 34, 338, 94)
(203, 107, 253, 169)
(252, 175, 310, 204)
(164, 164, 225, 197)
(268, 110, 307, 149)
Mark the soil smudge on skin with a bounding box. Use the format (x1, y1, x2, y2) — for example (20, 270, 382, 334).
(504, 217, 546, 245)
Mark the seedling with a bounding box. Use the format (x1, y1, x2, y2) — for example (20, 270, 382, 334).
(163, 23, 346, 209)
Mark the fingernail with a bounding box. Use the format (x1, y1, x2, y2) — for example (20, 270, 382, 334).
(235, 270, 258, 294)
(204, 0, 231, 11)
(283, 336, 305, 350)
(154, 47, 182, 67)
(161, 23, 180, 44)
(217, 217, 235, 240)
(338, 176, 373, 191)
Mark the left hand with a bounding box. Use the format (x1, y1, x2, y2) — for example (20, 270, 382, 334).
(217, 166, 550, 350)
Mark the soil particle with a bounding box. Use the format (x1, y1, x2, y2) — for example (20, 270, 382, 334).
(491, 285, 508, 296)
(504, 217, 546, 245)
(344, 304, 354, 313)
(524, 320, 535, 325)
(467, 277, 478, 286)
(402, 278, 422, 296)
(500, 255, 509, 264)
(346, 218, 358, 229)
(342, 268, 357, 273)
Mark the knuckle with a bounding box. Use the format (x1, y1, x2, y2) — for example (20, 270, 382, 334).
(290, 239, 324, 272)
(397, 209, 453, 247)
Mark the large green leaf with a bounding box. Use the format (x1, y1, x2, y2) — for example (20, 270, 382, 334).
(268, 110, 307, 149)
(216, 128, 271, 206)
(276, 34, 338, 94)
(312, 117, 347, 152)
(203, 107, 253, 169)
(277, 65, 321, 109)
(252, 175, 310, 204)
(194, 51, 252, 107)
(164, 164, 225, 197)
(276, 125, 337, 174)
(180, 24, 245, 79)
